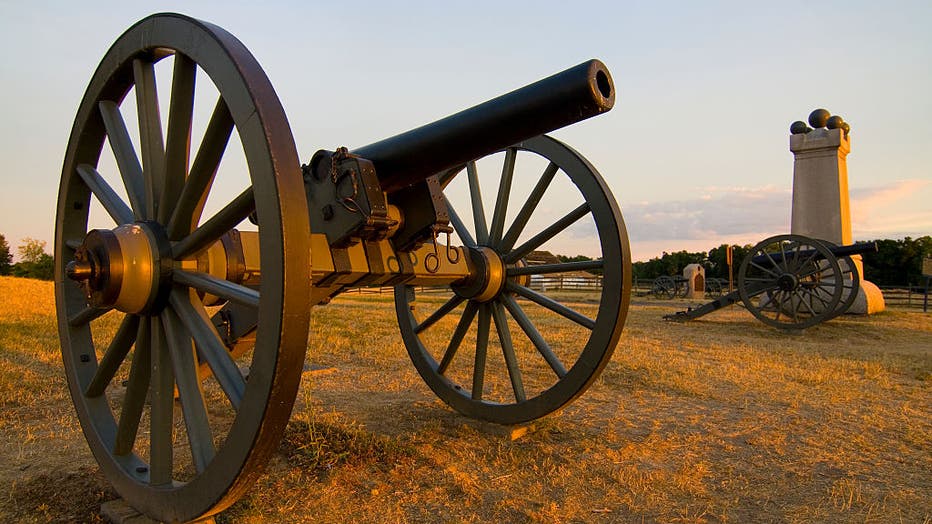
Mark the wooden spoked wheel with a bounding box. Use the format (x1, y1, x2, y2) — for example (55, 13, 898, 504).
(651, 275, 676, 300)
(705, 278, 725, 298)
(395, 135, 631, 425)
(737, 234, 843, 330)
(54, 14, 310, 522)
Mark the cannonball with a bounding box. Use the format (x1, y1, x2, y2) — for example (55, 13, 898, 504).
(826, 115, 845, 129)
(789, 120, 811, 134)
(808, 108, 831, 128)
(841, 122, 851, 135)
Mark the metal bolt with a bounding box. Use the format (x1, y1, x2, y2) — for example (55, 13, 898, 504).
(66, 259, 94, 282)
(79, 354, 90, 363)
(322, 204, 334, 221)
(136, 466, 148, 474)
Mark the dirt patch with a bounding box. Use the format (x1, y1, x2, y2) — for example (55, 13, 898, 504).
(3, 467, 115, 523)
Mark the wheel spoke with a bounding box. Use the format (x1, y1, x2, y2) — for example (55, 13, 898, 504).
(99, 101, 145, 218)
(501, 161, 558, 252)
(778, 242, 792, 272)
(85, 314, 140, 397)
(167, 97, 234, 240)
(488, 148, 516, 247)
(796, 290, 818, 316)
(789, 290, 801, 321)
(797, 262, 833, 281)
(501, 293, 566, 378)
(114, 318, 151, 456)
(172, 187, 254, 260)
(69, 305, 111, 327)
(149, 317, 174, 486)
(133, 58, 166, 220)
(415, 295, 465, 334)
(772, 291, 785, 321)
(162, 307, 216, 473)
(472, 304, 491, 400)
(491, 300, 526, 403)
(76, 164, 135, 225)
(802, 285, 833, 308)
(437, 300, 479, 375)
(773, 243, 790, 272)
(508, 259, 603, 276)
(467, 161, 489, 245)
(506, 281, 596, 329)
(505, 203, 590, 264)
(437, 165, 463, 188)
(446, 200, 477, 248)
(160, 53, 197, 224)
(793, 247, 820, 276)
(749, 260, 781, 280)
(169, 289, 245, 409)
(174, 270, 259, 308)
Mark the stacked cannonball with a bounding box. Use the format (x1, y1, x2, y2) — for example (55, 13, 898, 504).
(790, 108, 850, 137)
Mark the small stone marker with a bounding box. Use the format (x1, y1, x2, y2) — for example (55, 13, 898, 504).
(682, 264, 705, 299)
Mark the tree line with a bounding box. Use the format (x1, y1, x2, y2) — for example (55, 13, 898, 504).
(631, 236, 931, 287)
(0, 234, 54, 280)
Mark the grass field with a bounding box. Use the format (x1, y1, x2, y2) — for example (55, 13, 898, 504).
(0, 275, 929, 523)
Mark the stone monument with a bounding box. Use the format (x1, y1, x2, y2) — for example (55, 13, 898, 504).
(789, 109, 885, 314)
(682, 263, 705, 299)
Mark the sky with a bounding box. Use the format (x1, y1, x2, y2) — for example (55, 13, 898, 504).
(1, 1, 930, 262)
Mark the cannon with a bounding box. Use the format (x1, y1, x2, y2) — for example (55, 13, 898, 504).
(54, 13, 629, 522)
(664, 234, 876, 330)
(650, 275, 689, 299)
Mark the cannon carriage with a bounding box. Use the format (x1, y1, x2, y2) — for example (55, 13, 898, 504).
(664, 234, 875, 331)
(55, 13, 629, 522)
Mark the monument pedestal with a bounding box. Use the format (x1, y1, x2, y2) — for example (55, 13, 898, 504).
(790, 124, 884, 314)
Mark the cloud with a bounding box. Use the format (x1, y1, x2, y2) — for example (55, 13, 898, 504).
(850, 179, 932, 237)
(616, 180, 932, 261)
(621, 186, 791, 242)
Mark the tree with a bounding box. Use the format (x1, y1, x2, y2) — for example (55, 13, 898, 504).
(706, 243, 753, 280)
(18, 237, 47, 264)
(0, 233, 11, 275)
(632, 250, 707, 280)
(12, 238, 54, 281)
(862, 236, 932, 286)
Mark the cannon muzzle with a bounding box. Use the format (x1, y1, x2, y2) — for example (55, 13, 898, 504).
(353, 59, 615, 193)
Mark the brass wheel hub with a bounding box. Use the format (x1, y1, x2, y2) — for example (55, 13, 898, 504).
(452, 246, 506, 302)
(66, 222, 172, 314)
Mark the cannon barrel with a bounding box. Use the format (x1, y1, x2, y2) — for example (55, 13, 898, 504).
(750, 241, 878, 265)
(352, 59, 615, 193)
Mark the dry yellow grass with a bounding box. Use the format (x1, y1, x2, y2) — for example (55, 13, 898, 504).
(0, 276, 929, 523)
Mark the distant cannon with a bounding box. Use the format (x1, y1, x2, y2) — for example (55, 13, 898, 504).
(664, 234, 876, 330)
(54, 13, 629, 522)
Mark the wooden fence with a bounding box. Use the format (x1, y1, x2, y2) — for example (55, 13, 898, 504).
(341, 279, 931, 311)
(877, 285, 931, 311)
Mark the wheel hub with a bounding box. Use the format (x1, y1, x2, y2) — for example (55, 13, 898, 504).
(452, 246, 505, 302)
(66, 222, 172, 314)
(776, 273, 799, 292)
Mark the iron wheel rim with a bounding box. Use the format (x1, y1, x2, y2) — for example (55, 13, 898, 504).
(737, 234, 843, 330)
(54, 13, 310, 522)
(395, 134, 630, 424)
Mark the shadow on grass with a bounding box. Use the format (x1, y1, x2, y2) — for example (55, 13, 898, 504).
(3, 467, 116, 523)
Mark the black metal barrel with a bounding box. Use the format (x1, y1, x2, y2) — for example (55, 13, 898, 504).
(352, 59, 615, 193)
(750, 241, 878, 265)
